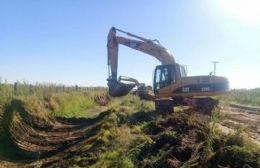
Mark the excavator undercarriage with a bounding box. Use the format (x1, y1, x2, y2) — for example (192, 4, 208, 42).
(155, 97, 219, 115)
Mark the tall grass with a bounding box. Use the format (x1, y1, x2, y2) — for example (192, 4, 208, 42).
(220, 88, 260, 106)
(48, 92, 95, 118)
(0, 82, 107, 118)
(0, 83, 13, 106)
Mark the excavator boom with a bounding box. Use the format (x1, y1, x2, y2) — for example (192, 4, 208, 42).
(107, 27, 175, 96)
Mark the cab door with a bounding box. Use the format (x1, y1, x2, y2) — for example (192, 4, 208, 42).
(153, 64, 176, 93)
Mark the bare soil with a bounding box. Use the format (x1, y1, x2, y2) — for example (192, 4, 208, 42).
(219, 104, 260, 144)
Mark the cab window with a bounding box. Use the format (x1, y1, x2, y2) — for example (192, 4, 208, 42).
(154, 65, 176, 91)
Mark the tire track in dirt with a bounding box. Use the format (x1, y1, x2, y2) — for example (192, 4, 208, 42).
(220, 104, 260, 143)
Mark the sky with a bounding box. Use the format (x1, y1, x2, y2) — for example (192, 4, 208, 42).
(0, 0, 259, 88)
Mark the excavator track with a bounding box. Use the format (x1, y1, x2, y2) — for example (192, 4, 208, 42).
(155, 97, 219, 115)
(192, 97, 219, 115)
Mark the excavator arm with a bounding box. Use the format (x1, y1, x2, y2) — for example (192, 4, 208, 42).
(107, 27, 175, 96)
(107, 27, 175, 82)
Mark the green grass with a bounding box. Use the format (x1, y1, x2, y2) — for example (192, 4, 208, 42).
(48, 92, 95, 118)
(0, 84, 13, 106)
(220, 88, 260, 106)
(200, 109, 260, 167)
(90, 150, 134, 168)
(209, 129, 260, 167)
(0, 82, 259, 167)
(0, 83, 106, 161)
(0, 82, 107, 118)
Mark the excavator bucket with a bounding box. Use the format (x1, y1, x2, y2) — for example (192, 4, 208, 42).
(108, 80, 137, 97)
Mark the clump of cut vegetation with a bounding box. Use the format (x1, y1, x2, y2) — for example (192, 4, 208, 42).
(210, 129, 260, 167)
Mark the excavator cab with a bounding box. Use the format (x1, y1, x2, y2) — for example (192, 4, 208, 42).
(153, 64, 177, 93)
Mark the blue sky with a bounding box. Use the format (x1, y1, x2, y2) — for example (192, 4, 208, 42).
(0, 0, 259, 88)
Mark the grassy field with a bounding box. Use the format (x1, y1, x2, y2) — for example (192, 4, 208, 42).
(0, 83, 259, 167)
(219, 88, 260, 106)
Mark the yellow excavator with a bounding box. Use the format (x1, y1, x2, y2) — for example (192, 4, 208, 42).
(107, 27, 229, 113)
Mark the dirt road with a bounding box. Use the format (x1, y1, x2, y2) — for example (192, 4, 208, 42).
(219, 103, 260, 144)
